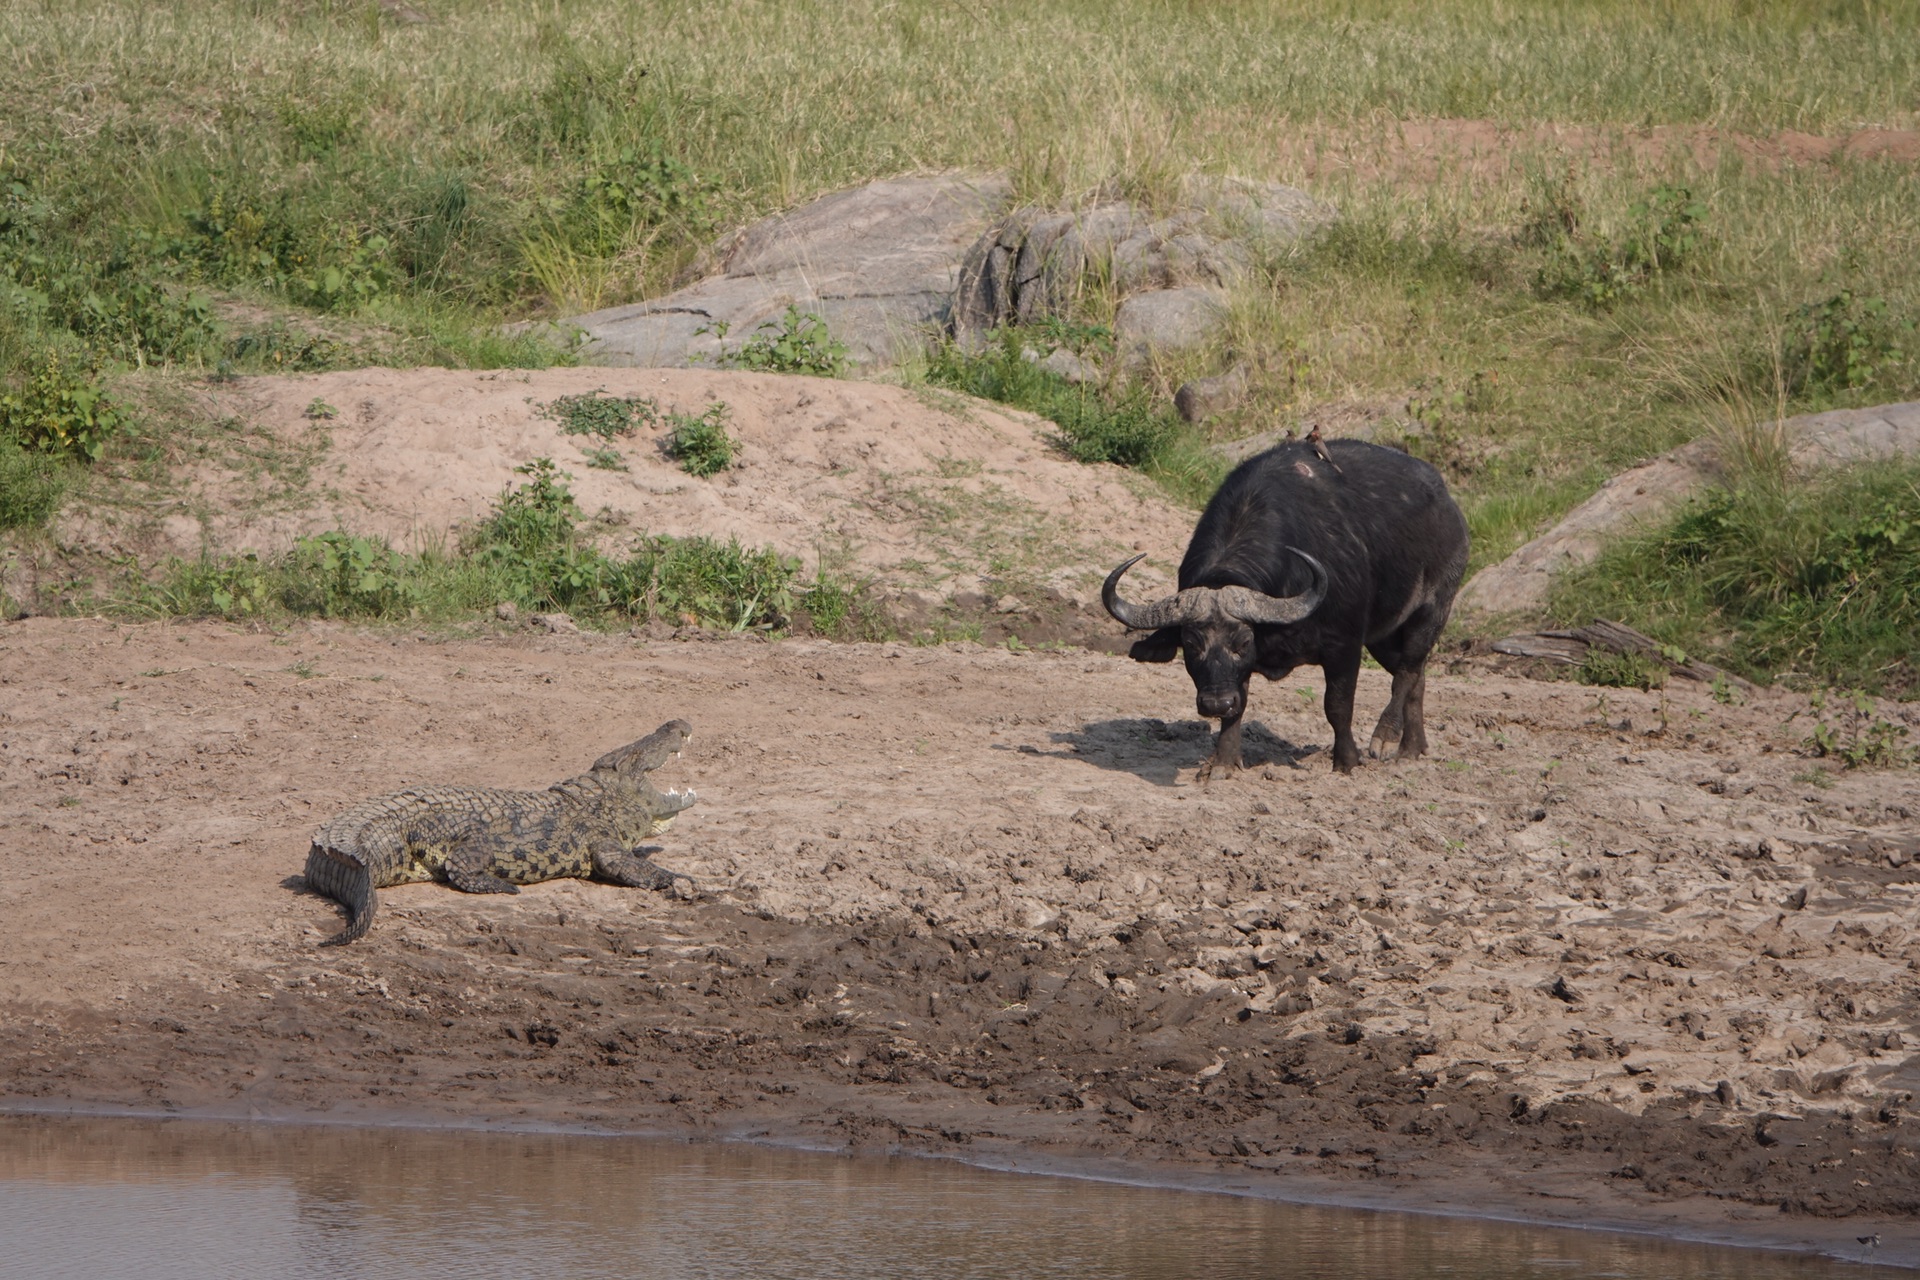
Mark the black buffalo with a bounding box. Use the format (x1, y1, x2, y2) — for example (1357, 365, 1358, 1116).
(1103, 438, 1468, 778)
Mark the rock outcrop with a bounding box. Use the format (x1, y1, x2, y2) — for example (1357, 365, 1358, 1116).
(564, 175, 1011, 370)
(556, 173, 1331, 376)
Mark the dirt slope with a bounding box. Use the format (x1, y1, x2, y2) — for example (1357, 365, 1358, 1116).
(2, 616, 1917, 1262)
(57, 367, 1186, 620)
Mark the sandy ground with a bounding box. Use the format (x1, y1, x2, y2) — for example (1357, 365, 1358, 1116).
(2, 616, 1918, 1264)
(51, 367, 1187, 624)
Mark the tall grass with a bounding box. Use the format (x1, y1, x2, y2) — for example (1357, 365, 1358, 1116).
(922, 331, 1225, 506)
(3, 0, 1918, 647)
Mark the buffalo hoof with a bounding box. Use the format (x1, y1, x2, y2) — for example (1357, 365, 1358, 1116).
(1195, 756, 1242, 783)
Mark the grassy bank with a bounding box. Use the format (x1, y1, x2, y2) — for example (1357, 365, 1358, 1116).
(77, 458, 883, 639)
(1554, 457, 1920, 697)
(2, 0, 1918, 683)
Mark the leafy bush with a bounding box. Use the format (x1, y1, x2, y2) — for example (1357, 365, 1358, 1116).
(541, 389, 659, 441)
(177, 190, 395, 312)
(464, 457, 607, 608)
(561, 146, 711, 257)
(1784, 291, 1910, 396)
(1534, 183, 1707, 307)
(705, 305, 849, 377)
(284, 531, 418, 617)
(0, 350, 126, 460)
(664, 402, 736, 476)
(610, 534, 796, 631)
(1554, 459, 1920, 695)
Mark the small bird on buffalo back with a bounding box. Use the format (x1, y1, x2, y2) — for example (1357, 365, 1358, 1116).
(1305, 424, 1342, 473)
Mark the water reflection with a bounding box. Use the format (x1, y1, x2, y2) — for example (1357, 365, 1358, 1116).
(0, 1116, 1883, 1279)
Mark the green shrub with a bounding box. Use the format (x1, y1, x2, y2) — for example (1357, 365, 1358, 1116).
(1554, 460, 1920, 695)
(1534, 183, 1707, 308)
(541, 389, 659, 441)
(176, 190, 395, 312)
(560, 146, 711, 257)
(284, 531, 418, 618)
(0, 350, 126, 460)
(611, 535, 797, 631)
(1784, 291, 1910, 396)
(705, 306, 849, 377)
(665, 403, 736, 477)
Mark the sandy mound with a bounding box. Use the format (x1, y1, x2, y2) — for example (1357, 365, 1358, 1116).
(69, 366, 1187, 612)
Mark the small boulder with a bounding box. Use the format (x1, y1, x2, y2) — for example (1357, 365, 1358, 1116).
(1039, 347, 1099, 384)
(1115, 287, 1228, 361)
(1175, 366, 1249, 422)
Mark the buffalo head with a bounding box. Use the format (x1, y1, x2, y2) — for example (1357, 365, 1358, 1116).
(1101, 551, 1326, 721)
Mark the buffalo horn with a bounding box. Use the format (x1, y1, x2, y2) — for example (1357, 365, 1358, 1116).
(1102, 554, 1193, 630)
(1220, 549, 1328, 625)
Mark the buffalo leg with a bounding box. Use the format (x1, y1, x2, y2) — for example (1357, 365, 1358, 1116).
(1369, 666, 1427, 759)
(1198, 675, 1253, 781)
(1397, 667, 1431, 759)
(1323, 649, 1364, 773)
(1199, 709, 1245, 781)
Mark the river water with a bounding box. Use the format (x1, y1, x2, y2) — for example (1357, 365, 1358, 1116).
(0, 1115, 1892, 1278)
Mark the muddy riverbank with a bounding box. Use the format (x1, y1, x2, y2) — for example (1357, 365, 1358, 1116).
(2, 617, 1917, 1263)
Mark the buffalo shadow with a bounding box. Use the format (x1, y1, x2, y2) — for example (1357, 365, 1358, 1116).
(1014, 717, 1314, 787)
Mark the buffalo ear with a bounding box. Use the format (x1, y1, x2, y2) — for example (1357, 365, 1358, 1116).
(1128, 627, 1180, 664)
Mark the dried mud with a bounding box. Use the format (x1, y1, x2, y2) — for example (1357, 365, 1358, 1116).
(2, 617, 1918, 1262)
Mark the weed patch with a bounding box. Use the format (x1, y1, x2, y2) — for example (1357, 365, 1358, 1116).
(1783, 291, 1911, 399)
(1554, 460, 1920, 696)
(0, 350, 126, 461)
(1532, 183, 1707, 308)
(1577, 648, 1667, 692)
(703, 306, 849, 378)
(0, 440, 66, 529)
(98, 458, 881, 635)
(1801, 688, 1913, 769)
(664, 403, 737, 477)
(924, 329, 1221, 505)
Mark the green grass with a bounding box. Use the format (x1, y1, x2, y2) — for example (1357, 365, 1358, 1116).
(95, 458, 881, 638)
(1552, 458, 1920, 695)
(922, 329, 1225, 506)
(2, 0, 1919, 666)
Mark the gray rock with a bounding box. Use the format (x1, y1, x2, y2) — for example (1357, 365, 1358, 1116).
(1180, 175, 1336, 245)
(1174, 366, 1249, 422)
(1040, 347, 1099, 384)
(1115, 287, 1228, 360)
(564, 174, 1011, 371)
(954, 183, 1323, 342)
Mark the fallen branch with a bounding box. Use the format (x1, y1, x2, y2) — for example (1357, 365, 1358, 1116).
(1492, 618, 1756, 692)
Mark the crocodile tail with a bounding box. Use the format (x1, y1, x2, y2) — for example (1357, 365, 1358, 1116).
(304, 843, 376, 946)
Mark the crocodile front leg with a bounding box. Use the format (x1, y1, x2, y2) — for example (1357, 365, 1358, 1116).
(593, 845, 695, 893)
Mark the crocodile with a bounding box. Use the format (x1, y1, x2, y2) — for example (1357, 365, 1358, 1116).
(303, 719, 697, 946)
